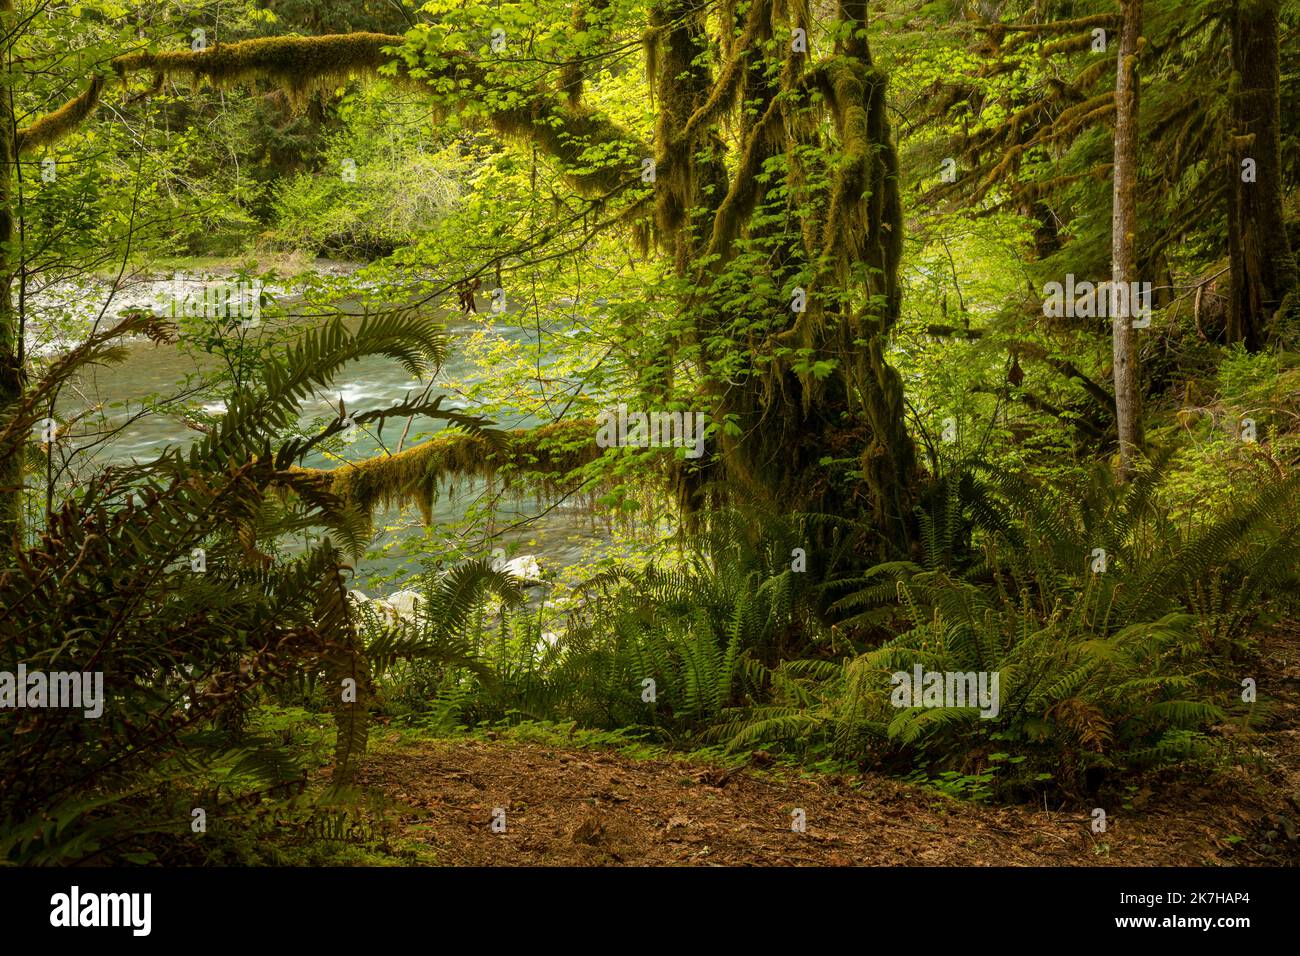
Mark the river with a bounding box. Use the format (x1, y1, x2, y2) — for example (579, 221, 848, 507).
(33, 263, 617, 595)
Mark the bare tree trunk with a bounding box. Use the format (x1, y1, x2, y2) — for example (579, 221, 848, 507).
(0, 0, 24, 547)
(1227, 0, 1297, 350)
(1111, 0, 1143, 480)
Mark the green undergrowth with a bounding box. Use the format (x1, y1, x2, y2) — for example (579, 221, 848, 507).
(384, 717, 753, 769)
(376, 716, 890, 785)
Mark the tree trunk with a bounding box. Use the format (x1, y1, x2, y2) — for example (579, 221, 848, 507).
(0, 0, 24, 547)
(1111, 0, 1143, 480)
(1227, 0, 1297, 350)
(721, 2, 914, 552)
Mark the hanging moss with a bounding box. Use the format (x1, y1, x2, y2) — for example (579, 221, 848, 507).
(493, 99, 647, 198)
(819, 59, 873, 281)
(558, 0, 612, 106)
(112, 33, 407, 111)
(724, 0, 914, 552)
(288, 420, 602, 523)
(675, 0, 766, 147)
(15, 75, 105, 152)
(110, 30, 649, 198)
(53, 3, 922, 554)
(649, 0, 728, 262)
(706, 96, 782, 258)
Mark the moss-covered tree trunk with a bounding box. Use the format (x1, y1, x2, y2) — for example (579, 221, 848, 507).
(0, 0, 24, 548)
(1227, 0, 1298, 350)
(673, 0, 917, 553)
(836, 0, 916, 551)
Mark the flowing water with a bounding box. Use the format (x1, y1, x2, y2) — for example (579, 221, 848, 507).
(37, 265, 615, 594)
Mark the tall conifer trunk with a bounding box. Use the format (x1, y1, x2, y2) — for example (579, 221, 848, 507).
(1111, 0, 1143, 480)
(0, 0, 25, 547)
(1227, 0, 1297, 349)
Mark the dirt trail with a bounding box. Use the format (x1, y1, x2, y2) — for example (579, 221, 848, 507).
(355, 739, 1288, 867)
(355, 628, 1300, 867)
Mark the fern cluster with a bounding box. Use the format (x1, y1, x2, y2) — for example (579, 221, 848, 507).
(0, 307, 478, 863)
(712, 453, 1300, 796)
(380, 511, 833, 738)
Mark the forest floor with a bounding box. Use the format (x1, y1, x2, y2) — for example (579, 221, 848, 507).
(350, 626, 1300, 866)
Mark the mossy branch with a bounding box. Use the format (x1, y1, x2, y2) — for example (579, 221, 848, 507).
(112, 32, 406, 100)
(287, 419, 603, 523)
(15, 34, 403, 153)
(964, 93, 1116, 203)
(705, 94, 783, 258)
(988, 14, 1120, 53)
(1018, 342, 1115, 411)
(15, 75, 105, 153)
(150, 31, 650, 197)
(675, 0, 766, 146)
(22, 31, 649, 198)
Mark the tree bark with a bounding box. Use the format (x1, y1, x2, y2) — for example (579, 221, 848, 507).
(0, 0, 25, 548)
(1111, 0, 1143, 480)
(1227, 0, 1297, 350)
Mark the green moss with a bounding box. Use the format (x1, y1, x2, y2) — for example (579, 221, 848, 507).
(113, 32, 406, 111)
(290, 420, 601, 523)
(112, 31, 647, 196)
(16, 75, 105, 152)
